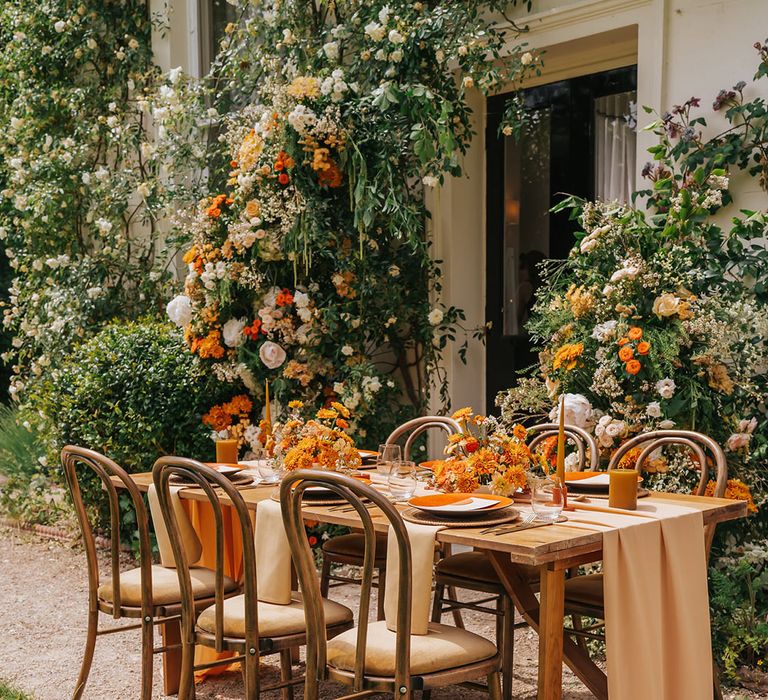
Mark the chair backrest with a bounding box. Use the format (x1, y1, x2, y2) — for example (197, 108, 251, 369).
(608, 430, 727, 497)
(280, 470, 414, 696)
(61, 445, 154, 618)
(152, 457, 256, 654)
(385, 415, 461, 461)
(526, 423, 599, 470)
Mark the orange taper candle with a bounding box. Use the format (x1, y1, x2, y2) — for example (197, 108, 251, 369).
(556, 394, 566, 486)
(265, 380, 272, 434)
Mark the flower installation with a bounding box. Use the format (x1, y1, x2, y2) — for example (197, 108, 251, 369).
(430, 408, 532, 496)
(164, 0, 539, 442)
(271, 400, 362, 472)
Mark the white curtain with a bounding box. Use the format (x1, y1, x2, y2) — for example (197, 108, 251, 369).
(595, 92, 636, 203)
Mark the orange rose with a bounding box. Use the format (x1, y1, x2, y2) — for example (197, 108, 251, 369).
(628, 327, 643, 341)
(625, 359, 642, 375)
(618, 346, 634, 362)
(637, 341, 651, 356)
(464, 437, 480, 453)
(617, 337, 630, 346)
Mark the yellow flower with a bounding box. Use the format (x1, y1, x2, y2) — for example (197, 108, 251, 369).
(552, 343, 584, 371)
(703, 478, 757, 514)
(316, 408, 338, 420)
(451, 407, 473, 423)
(565, 284, 595, 318)
(330, 401, 350, 419)
(288, 400, 304, 409)
(512, 424, 527, 441)
(286, 76, 321, 100)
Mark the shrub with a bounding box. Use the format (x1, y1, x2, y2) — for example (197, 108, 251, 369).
(28, 319, 231, 532)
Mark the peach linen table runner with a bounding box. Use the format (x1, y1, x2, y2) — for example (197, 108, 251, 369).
(565, 500, 712, 700)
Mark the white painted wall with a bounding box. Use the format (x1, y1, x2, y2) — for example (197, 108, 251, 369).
(434, 0, 768, 416)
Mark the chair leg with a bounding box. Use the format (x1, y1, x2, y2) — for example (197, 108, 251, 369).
(377, 566, 387, 621)
(501, 595, 515, 700)
(280, 648, 295, 700)
(178, 637, 196, 700)
(446, 586, 464, 629)
(243, 647, 259, 699)
(320, 556, 332, 598)
(487, 671, 503, 700)
(72, 608, 98, 700)
(140, 615, 154, 700)
(570, 614, 589, 653)
(431, 582, 444, 623)
(713, 658, 723, 700)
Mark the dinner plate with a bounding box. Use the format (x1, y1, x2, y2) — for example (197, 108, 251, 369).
(408, 493, 515, 516)
(565, 471, 643, 492)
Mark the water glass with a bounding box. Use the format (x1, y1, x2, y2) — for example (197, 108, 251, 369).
(256, 458, 280, 484)
(388, 461, 418, 501)
(530, 476, 564, 523)
(376, 443, 402, 476)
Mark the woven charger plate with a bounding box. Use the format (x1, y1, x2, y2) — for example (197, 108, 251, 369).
(172, 472, 255, 487)
(401, 506, 519, 528)
(270, 491, 346, 506)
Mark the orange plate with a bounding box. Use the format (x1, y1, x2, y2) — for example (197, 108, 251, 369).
(359, 449, 378, 457)
(564, 471, 643, 483)
(419, 460, 445, 471)
(408, 492, 514, 512)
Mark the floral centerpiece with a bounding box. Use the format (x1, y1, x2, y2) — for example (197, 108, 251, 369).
(271, 400, 361, 472)
(201, 393, 270, 457)
(431, 408, 532, 496)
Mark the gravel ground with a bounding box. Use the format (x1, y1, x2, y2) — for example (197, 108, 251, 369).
(0, 526, 759, 699)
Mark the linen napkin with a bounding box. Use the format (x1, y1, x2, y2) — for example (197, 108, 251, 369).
(383, 521, 442, 635)
(567, 500, 712, 700)
(147, 483, 203, 568)
(254, 498, 292, 604)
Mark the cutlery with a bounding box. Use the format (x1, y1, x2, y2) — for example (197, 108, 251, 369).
(491, 520, 554, 536)
(329, 501, 377, 513)
(480, 511, 535, 534)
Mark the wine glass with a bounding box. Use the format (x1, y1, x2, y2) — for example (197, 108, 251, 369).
(376, 443, 402, 476)
(388, 461, 418, 501)
(256, 458, 280, 484)
(530, 476, 565, 523)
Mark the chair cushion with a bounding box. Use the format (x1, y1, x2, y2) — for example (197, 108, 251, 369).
(564, 573, 604, 611)
(435, 552, 539, 587)
(322, 533, 388, 563)
(98, 565, 238, 607)
(197, 592, 353, 639)
(327, 620, 498, 676)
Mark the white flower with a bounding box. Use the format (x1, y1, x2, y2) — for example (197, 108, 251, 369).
(378, 5, 391, 23)
(128, 38, 139, 49)
(166, 295, 193, 327)
(365, 22, 385, 41)
(738, 418, 758, 434)
(609, 260, 640, 283)
(521, 51, 533, 65)
(580, 235, 598, 253)
(86, 286, 102, 299)
(323, 41, 339, 61)
(549, 394, 592, 429)
(388, 29, 405, 44)
(463, 76, 474, 89)
(564, 452, 580, 472)
(136, 181, 151, 199)
(428, 308, 444, 325)
(287, 104, 317, 135)
(259, 341, 287, 369)
(658, 420, 675, 430)
(222, 318, 246, 347)
(42, 45, 53, 55)
(388, 264, 400, 277)
(422, 175, 439, 188)
(655, 378, 676, 399)
(341, 345, 354, 356)
(294, 290, 309, 308)
(591, 320, 617, 342)
(95, 218, 113, 235)
(384, 316, 397, 328)
(646, 401, 662, 418)
(169, 66, 183, 84)
(54, 20, 66, 33)
(86, 38, 97, 50)
(362, 376, 382, 394)
(389, 49, 403, 63)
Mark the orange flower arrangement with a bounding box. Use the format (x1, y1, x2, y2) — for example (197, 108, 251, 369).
(190, 329, 226, 359)
(625, 359, 642, 375)
(202, 394, 260, 451)
(618, 346, 634, 362)
(243, 319, 263, 340)
(275, 288, 294, 306)
(205, 193, 233, 218)
(703, 478, 758, 514)
(434, 408, 531, 496)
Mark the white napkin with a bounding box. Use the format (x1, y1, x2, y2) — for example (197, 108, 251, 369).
(254, 499, 292, 605)
(147, 483, 203, 568)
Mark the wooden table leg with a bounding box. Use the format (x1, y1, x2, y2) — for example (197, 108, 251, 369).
(484, 550, 608, 700)
(538, 566, 565, 700)
(160, 617, 182, 695)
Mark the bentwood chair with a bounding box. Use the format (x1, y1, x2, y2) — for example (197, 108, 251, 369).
(281, 470, 502, 700)
(61, 446, 237, 700)
(153, 457, 354, 699)
(320, 416, 461, 620)
(430, 423, 599, 699)
(561, 430, 728, 696)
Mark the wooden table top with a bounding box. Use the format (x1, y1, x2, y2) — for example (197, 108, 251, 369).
(116, 472, 746, 567)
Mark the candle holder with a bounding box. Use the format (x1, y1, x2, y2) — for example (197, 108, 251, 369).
(215, 438, 239, 465)
(609, 468, 639, 510)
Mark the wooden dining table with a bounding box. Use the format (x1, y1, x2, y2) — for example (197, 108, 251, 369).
(114, 472, 746, 699)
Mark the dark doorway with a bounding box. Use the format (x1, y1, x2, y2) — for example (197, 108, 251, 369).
(485, 65, 637, 411)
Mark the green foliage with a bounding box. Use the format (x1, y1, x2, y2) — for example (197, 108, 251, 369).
(0, 404, 61, 525)
(0, 680, 32, 700)
(28, 320, 232, 531)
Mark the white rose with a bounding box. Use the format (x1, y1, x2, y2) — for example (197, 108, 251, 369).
(580, 235, 598, 253)
(549, 393, 592, 429)
(390, 49, 403, 63)
(655, 378, 676, 399)
(605, 420, 625, 438)
(521, 51, 533, 65)
(323, 41, 339, 61)
(463, 76, 474, 88)
(646, 401, 662, 418)
(591, 320, 617, 342)
(169, 66, 183, 84)
(388, 29, 405, 44)
(365, 22, 385, 41)
(422, 175, 439, 188)
(259, 341, 286, 369)
(341, 345, 354, 356)
(652, 293, 681, 318)
(564, 452, 580, 472)
(658, 420, 676, 430)
(428, 308, 444, 325)
(54, 20, 66, 33)
(166, 295, 193, 328)
(222, 318, 246, 347)
(388, 264, 400, 277)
